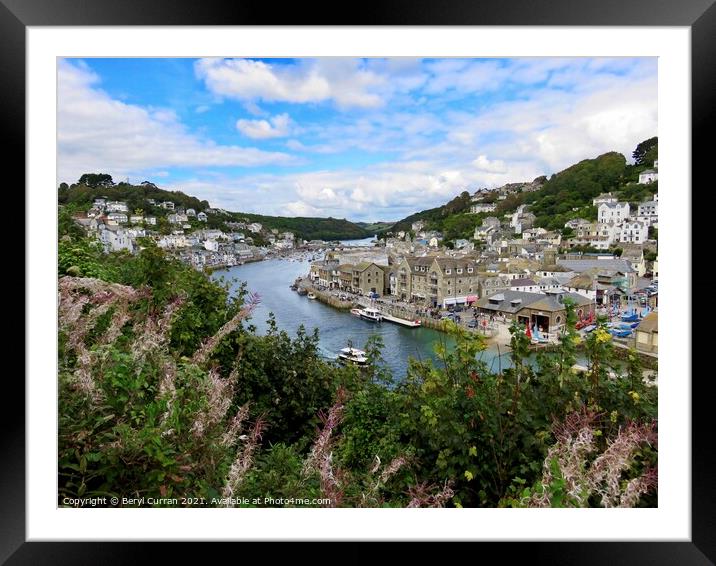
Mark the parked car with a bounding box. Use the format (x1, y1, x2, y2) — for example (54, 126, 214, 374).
(467, 319, 478, 328)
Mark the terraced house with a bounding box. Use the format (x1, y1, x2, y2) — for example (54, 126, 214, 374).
(397, 256, 480, 308)
(335, 262, 385, 296)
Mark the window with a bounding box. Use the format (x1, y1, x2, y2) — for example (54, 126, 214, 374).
(445, 269, 451, 274)
(468, 267, 473, 273)
(457, 268, 463, 274)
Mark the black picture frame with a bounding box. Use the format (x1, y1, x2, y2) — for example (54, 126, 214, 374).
(7, 0, 711, 562)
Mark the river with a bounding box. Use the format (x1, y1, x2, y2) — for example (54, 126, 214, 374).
(213, 256, 474, 377)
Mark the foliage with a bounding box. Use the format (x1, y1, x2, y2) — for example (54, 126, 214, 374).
(78, 173, 115, 188)
(632, 137, 658, 166)
(388, 191, 473, 235)
(212, 318, 340, 449)
(502, 410, 657, 508)
(385, 137, 658, 234)
(60, 175, 210, 215)
(228, 211, 370, 241)
(57, 209, 658, 508)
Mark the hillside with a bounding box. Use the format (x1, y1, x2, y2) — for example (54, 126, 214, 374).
(387, 191, 473, 235)
(59, 178, 210, 214)
(355, 221, 395, 234)
(225, 211, 370, 241)
(58, 175, 371, 242)
(383, 138, 658, 239)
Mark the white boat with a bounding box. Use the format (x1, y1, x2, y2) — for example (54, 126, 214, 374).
(382, 313, 421, 328)
(350, 308, 362, 317)
(307, 293, 317, 300)
(337, 347, 368, 365)
(356, 307, 382, 322)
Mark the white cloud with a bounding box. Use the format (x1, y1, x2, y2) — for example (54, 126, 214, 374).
(195, 58, 387, 109)
(176, 156, 543, 222)
(472, 155, 507, 174)
(58, 57, 657, 223)
(57, 59, 296, 184)
(284, 201, 322, 217)
(236, 113, 292, 139)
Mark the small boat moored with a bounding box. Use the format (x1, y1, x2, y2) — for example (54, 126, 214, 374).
(307, 292, 317, 300)
(357, 307, 383, 322)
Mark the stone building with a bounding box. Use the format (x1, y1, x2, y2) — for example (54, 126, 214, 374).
(474, 289, 594, 333)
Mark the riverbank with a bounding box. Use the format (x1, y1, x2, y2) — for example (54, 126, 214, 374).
(297, 281, 353, 311)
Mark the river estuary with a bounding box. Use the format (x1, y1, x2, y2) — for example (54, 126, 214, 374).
(211, 252, 520, 378)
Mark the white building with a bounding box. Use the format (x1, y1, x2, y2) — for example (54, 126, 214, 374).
(470, 202, 497, 214)
(106, 212, 128, 224)
(130, 215, 144, 224)
(565, 218, 592, 230)
(598, 202, 630, 224)
(509, 278, 540, 293)
(106, 201, 128, 213)
(248, 223, 263, 233)
(638, 169, 658, 184)
(618, 221, 649, 244)
(186, 208, 197, 217)
(592, 193, 618, 206)
(99, 226, 133, 253)
(204, 239, 219, 252)
(197, 212, 208, 222)
(160, 201, 175, 210)
(157, 234, 188, 249)
(636, 200, 658, 225)
(168, 213, 189, 224)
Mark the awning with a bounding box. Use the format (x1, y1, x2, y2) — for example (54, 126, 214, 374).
(444, 298, 457, 305)
(466, 295, 478, 303)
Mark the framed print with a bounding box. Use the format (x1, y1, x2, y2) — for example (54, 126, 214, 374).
(7, 0, 713, 562)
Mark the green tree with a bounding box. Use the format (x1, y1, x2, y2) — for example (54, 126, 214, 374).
(78, 173, 115, 188)
(632, 137, 658, 166)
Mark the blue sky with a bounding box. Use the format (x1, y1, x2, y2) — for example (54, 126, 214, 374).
(58, 57, 657, 222)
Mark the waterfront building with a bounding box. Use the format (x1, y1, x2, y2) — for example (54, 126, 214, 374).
(396, 256, 480, 307)
(479, 275, 511, 298)
(634, 312, 658, 354)
(474, 289, 594, 333)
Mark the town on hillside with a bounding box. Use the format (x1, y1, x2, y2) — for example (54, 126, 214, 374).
(301, 159, 658, 356)
(62, 157, 658, 356)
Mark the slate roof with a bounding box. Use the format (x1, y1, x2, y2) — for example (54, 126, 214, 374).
(510, 278, 538, 287)
(475, 290, 593, 313)
(636, 312, 658, 333)
(558, 259, 635, 273)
